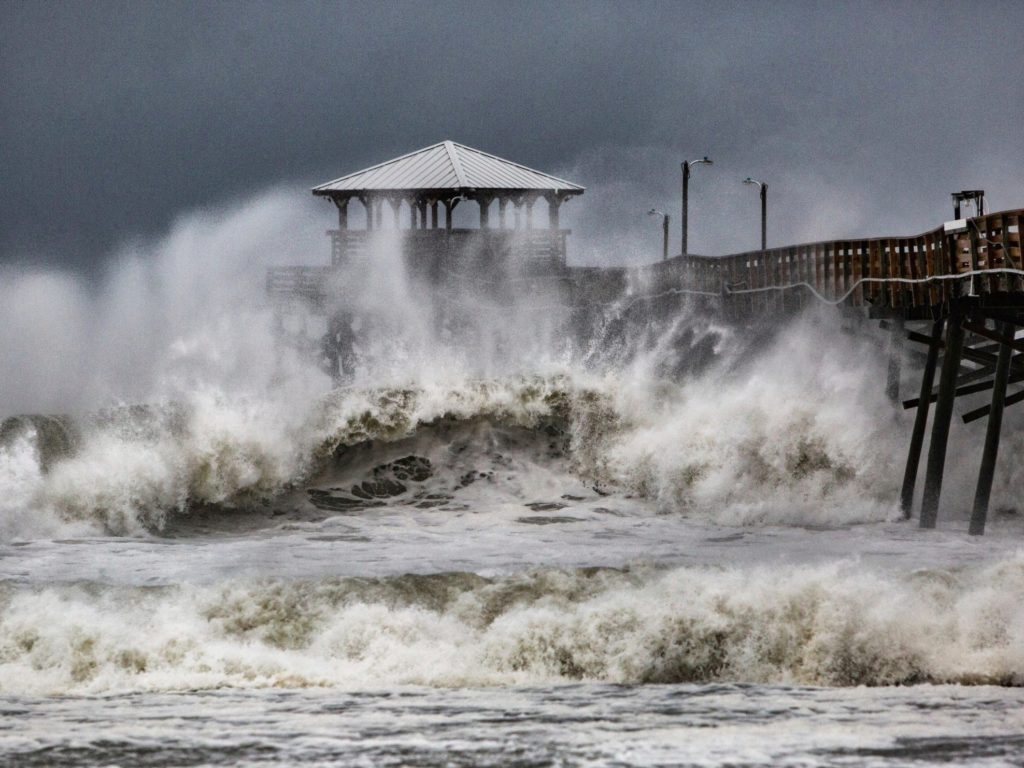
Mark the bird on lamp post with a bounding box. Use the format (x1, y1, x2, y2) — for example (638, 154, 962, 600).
(648, 208, 670, 261)
(743, 177, 767, 250)
(681, 156, 712, 256)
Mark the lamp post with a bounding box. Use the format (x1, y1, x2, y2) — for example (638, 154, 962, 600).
(743, 177, 767, 250)
(681, 156, 712, 256)
(648, 208, 670, 261)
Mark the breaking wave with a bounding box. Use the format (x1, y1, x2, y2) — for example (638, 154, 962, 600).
(4, 305, 1022, 537)
(1, 333, 913, 538)
(3, 554, 1023, 696)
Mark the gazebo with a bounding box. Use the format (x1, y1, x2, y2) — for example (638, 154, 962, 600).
(311, 140, 584, 266)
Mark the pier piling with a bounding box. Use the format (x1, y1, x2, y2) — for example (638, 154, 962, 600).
(969, 321, 1015, 535)
(920, 305, 966, 529)
(900, 318, 943, 519)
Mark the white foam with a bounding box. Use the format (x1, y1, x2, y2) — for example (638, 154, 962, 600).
(2, 554, 1022, 696)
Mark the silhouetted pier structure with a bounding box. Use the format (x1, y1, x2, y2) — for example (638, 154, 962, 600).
(269, 147, 1022, 534)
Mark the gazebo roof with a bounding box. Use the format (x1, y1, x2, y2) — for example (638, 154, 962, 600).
(312, 140, 584, 197)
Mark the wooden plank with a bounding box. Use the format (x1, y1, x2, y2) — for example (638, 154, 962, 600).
(814, 243, 823, 300)
(857, 241, 869, 306)
(927, 232, 939, 302)
(830, 242, 839, 303)
(871, 240, 883, 303)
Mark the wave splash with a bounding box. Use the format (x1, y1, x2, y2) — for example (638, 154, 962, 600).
(2, 555, 1022, 695)
(1, 334, 915, 537)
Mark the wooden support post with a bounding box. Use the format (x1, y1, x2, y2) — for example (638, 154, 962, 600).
(430, 201, 439, 229)
(920, 305, 966, 529)
(900, 318, 943, 518)
(887, 317, 904, 403)
(498, 198, 508, 229)
(969, 322, 1015, 535)
(525, 196, 536, 229)
(408, 199, 417, 229)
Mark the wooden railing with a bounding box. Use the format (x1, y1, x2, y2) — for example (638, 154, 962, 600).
(269, 229, 572, 304)
(327, 228, 569, 267)
(672, 208, 1023, 312)
(272, 210, 1023, 314)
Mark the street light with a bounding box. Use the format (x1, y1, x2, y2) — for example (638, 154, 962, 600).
(743, 177, 767, 250)
(648, 208, 670, 261)
(681, 156, 712, 256)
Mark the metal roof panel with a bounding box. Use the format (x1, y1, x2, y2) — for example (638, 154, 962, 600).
(313, 140, 583, 195)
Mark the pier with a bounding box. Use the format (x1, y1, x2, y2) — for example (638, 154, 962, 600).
(672, 205, 1024, 535)
(269, 143, 1023, 534)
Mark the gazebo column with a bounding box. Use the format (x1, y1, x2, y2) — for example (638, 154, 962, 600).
(358, 195, 372, 230)
(418, 199, 428, 230)
(498, 198, 508, 229)
(388, 197, 401, 229)
(510, 194, 524, 229)
(374, 199, 385, 230)
(332, 196, 349, 229)
(444, 197, 459, 231)
(430, 200, 439, 229)
(408, 197, 417, 229)
(545, 193, 562, 230)
(478, 193, 494, 229)
(525, 194, 538, 229)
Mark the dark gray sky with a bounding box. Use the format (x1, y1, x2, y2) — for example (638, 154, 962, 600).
(3, 0, 1023, 271)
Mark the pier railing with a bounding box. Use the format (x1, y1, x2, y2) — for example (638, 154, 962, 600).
(269, 209, 1023, 316)
(671, 208, 1023, 314)
(265, 266, 330, 305)
(269, 229, 571, 305)
(327, 228, 569, 267)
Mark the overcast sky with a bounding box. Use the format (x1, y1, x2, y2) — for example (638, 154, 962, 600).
(3, 0, 1023, 271)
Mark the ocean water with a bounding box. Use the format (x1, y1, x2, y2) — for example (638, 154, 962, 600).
(1, 198, 1022, 766)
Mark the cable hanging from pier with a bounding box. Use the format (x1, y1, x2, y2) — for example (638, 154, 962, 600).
(721, 267, 1024, 307)
(431, 267, 1024, 315)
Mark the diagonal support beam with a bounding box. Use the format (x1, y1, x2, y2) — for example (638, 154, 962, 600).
(962, 387, 1024, 424)
(962, 322, 1024, 353)
(905, 328, 1019, 371)
(903, 370, 1024, 409)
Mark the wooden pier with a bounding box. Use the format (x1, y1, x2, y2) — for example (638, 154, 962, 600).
(671, 207, 1023, 534)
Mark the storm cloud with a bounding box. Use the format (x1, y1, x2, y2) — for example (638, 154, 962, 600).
(2, 0, 1023, 270)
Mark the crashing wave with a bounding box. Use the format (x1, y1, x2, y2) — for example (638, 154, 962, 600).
(2, 555, 1023, 695)
(0, 363, 910, 536)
